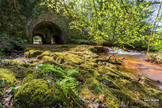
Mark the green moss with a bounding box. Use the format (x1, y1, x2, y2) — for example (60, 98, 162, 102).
(22, 74, 34, 85)
(0, 68, 16, 83)
(4, 60, 29, 67)
(79, 87, 94, 100)
(15, 78, 68, 108)
(24, 51, 30, 58)
(42, 56, 61, 67)
(101, 85, 121, 108)
(43, 51, 51, 56)
(25, 50, 43, 58)
(71, 72, 84, 81)
(15, 79, 49, 107)
(80, 61, 98, 69)
(64, 65, 75, 71)
(85, 78, 100, 90)
(37, 51, 51, 60)
(51, 53, 59, 59)
(56, 55, 64, 64)
(120, 72, 140, 81)
(64, 53, 84, 65)
(139, 77, 158, 88)
(98, 66, 121, 78)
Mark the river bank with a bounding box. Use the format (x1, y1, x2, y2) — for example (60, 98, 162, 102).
(0, 45, 162, 108)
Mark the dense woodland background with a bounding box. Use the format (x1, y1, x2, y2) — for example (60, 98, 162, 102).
(0, 0, 162, 52)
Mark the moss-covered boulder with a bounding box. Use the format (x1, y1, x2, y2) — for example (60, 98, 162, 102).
(37, 51, 51, 60)
(42, 56, 61, 67)
(0, 68, 16, 83)
(15, 79, 66, 108)
(24, 50, 43, 58)
(85, 78, 100, 90)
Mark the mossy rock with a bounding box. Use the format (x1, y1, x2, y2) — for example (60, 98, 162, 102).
(120, 72, 140, 81)
(79, 87, 94, 100)
(97, 66, 121, 78)
(24, 51, 30, 58)
(51, 53, 84, 66)
(42, 56, 61, 67)
(51, 53, 59, 59)
(110, 88, 147, 107)
(79, 69, 99, 79)
(15, 79, 66, 108)
(25, 50, 43, 58)
(56, 55, 64, 64)
(80, 61, 98, 69)
(3, 60, 29, 67)
(101, 85, 122, 107)
(0, 65, 35, 79)
(22, 74, 34, 85)
(85, 78, 100, 90)
(70, 72, 84, 82)
(0, 68, 16, 83)
(90, 46, 105, 54)
(139, 77, 158, 88)
(64, 65, 75, 72)
(63, 53, 84, 65)
(37, 51, 51, 60)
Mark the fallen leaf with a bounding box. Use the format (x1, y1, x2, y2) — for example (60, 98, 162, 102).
(99, 94, 105, 103)
(88, 104, 93, 108)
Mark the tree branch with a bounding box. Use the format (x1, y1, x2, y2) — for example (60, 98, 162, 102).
(148, 2, 161, 6)
(120, 0, 129, 14)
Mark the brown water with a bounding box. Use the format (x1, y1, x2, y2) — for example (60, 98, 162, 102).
(109, 54, 162, 89)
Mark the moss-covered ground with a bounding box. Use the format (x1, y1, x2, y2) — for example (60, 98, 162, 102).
(0, 45, 161, 108)
(147, 51, 162, 63)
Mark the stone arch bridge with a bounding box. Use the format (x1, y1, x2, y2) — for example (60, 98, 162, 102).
(26, 11, 73, 44)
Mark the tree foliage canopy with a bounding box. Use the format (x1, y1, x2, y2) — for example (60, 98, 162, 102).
(0, 0, 162, 51)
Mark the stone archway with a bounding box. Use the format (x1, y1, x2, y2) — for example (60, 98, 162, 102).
(32, 21, 63, 44)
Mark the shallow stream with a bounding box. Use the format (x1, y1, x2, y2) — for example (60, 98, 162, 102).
(106, 47, 162, 89)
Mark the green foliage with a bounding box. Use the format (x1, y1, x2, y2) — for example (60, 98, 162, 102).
(95, 85, 103, 93)
(36, 64, 79, 97)
(11, 83, 17, 92)
(18, 0, 42, 19)
(153, 40, 162, 51)
(57, 77, 78, 97)
(0, 34, 27, 53)
(94, 98, 99, 103)
(37, 63, 65, 75)
(33, 36, 42, 42)
(47, 78, 52, 83)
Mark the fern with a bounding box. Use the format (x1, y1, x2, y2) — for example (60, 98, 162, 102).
(37, 64, 65, 75)
(67, 69, 78, 77)
(57, 77, 78, 97)
(36, 64, 79, 97)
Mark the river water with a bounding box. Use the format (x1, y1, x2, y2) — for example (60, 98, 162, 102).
(106, 47, 162, 89)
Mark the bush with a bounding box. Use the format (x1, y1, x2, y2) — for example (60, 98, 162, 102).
(0, 34, 27, 52)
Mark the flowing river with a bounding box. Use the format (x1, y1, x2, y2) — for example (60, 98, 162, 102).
(106, 47, 162, 89)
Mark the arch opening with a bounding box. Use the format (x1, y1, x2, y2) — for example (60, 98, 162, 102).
(33, 35, 43, 44)
(32, 21, 63, 44)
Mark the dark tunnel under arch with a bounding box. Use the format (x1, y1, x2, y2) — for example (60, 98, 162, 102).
(32, 21, 63, 44)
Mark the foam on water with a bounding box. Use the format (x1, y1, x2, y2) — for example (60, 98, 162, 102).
(107, 48, 143, 55)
